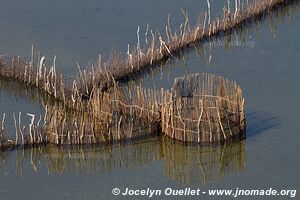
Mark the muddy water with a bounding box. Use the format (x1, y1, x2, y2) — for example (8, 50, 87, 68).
(0, 1, 299, 200)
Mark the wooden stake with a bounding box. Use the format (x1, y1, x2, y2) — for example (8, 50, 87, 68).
(13, 113, 18, 145)
(27, 113, 35, 144)
(197, 100, 204, 143)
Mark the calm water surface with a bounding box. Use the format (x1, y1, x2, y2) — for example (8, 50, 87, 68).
(0, 1, 299, 200)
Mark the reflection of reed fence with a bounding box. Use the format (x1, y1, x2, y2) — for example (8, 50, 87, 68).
(0, 136, 245, 185)
(44, 138, 163, 174)
(161, 137, 246, 185)
(0, 138, 163, 175)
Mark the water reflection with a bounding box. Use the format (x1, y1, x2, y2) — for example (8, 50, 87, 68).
(0, 136, 245, 186)
(161, 137, 246, 185)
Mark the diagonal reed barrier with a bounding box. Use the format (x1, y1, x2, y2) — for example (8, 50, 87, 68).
(0, 0, 295, 105)
(79, 0, 298, 95)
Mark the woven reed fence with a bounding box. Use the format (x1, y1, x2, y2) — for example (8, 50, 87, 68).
(0, 80, 161, 149)
(44, 73, 245, 145)
(45, 85, 161, 144)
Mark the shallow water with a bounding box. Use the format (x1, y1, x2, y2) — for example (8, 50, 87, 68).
(0, 0, 300, 200)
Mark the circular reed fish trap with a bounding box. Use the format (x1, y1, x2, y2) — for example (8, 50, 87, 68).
(0, 71, 246, 149)
(161, 73, 245, 144)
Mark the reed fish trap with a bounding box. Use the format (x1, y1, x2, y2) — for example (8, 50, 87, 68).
(0, 72, 246, 149)
(161, 73, 245, 144)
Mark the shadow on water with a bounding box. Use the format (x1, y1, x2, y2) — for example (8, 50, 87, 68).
(245, 111, 282, 138)
(0, 136, 246, 186)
